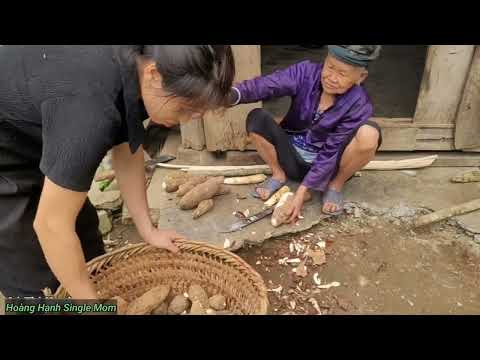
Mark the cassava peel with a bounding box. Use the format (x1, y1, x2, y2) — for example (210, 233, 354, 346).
(264, 186, 291, 208)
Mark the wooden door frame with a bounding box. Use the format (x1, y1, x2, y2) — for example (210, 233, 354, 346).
(372, 45, 476, 152)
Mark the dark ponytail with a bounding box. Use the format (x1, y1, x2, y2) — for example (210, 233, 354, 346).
(126, 45, 235, 110)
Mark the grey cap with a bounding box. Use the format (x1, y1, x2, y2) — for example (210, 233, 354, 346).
(328, 45, 382, 67)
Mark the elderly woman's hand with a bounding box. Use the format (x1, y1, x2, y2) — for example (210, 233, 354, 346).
(287, 185, 310, 224)
(143, 227, 187, 253)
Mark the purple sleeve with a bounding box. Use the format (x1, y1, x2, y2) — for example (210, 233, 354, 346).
(302, 101, 373, 192)
(234, 61, 309, 104)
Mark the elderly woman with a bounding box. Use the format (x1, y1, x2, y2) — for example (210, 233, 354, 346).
(230, 45, 382, 222)
(0, 45, 235, 298)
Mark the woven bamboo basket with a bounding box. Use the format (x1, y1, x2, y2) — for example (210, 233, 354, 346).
(54, 241, 269, 315)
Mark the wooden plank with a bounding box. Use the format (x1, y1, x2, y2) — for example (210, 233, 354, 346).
(378, 127, 417, 151)
(455, 47, 480, 149)
(415, 140, 455, 151)
(373, 151, 480, 167)
(372, 118, 454, 129)
(180, 118, 205, 151)
(372, 118, 454, 151)
(416, 128, 454, 141)
(371, 118, 414, 128)
(203, 45, 262, 151)
(414, 45, 475, 125)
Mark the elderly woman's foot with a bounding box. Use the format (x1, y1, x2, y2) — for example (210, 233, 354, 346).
(252, 172, 287, 201)
(322, 188, 344, 215)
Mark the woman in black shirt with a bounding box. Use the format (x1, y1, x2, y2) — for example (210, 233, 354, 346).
(0, 45, 235, 298)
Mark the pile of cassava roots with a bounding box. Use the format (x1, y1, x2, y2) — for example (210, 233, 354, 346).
(115, 284, 236, 315)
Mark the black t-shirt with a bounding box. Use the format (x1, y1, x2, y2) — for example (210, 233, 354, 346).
(0, 45, 148, 193)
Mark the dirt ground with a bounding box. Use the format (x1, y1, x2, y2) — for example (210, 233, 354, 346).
(106, 208, 480, 315)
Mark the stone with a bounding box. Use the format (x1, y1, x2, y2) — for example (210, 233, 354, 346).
(400, 170, 417, 177)
(447, 219, 458, 227)
(88, 184, 122, 211)
(390, 205, 417, 218)
(105, 179, 119, 192)
(354, 207, 361, 218)
(456, 213, 480, 234)
(474, 235, 480, 244)
(344, 202, 356, 215)
(451, 169, 480, 183)
(97, 210, 112, 235)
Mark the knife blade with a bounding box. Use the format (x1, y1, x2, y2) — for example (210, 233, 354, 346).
(219, 207, 274, 233)
(144, 155, 176, 171)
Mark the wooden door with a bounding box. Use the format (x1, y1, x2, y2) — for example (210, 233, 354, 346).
(374, 45, 476, 151)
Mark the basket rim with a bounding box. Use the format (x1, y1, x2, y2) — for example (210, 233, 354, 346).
(54, 241, 269, 314)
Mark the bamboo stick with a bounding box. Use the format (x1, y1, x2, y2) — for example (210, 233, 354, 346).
(414, 198, 480, 227)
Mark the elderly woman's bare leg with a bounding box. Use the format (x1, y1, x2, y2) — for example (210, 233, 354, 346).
(323, 124, 379, 214)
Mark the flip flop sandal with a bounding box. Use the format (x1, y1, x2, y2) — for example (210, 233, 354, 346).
(322, 188, 344, 216)
(251, 177, 286, 199)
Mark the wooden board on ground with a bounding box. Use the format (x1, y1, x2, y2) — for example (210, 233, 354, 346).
(154, 155, 439, 175)
(455, 47, 480, 150)
(203, 45, 262, 152)
(372, 152, 480, 167)
(413, 45, 475, 125)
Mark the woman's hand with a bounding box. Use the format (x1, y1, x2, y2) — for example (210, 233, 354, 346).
(143, 227, 186, 253)
(287, 185, 309, 224)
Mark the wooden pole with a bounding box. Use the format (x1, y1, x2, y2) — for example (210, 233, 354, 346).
(203, 45, 262, 151)
(180, 118, 206, 151)
(414, 198, 480, 228)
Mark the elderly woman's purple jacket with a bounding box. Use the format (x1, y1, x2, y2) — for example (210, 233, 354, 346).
(234, 60, 373, 192)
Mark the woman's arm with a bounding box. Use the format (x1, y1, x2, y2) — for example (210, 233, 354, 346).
(112, 143, 185, 252)
(111, 143, 153, 240)
(34, 178, 98, 299)
(232, 60, 311, 105)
